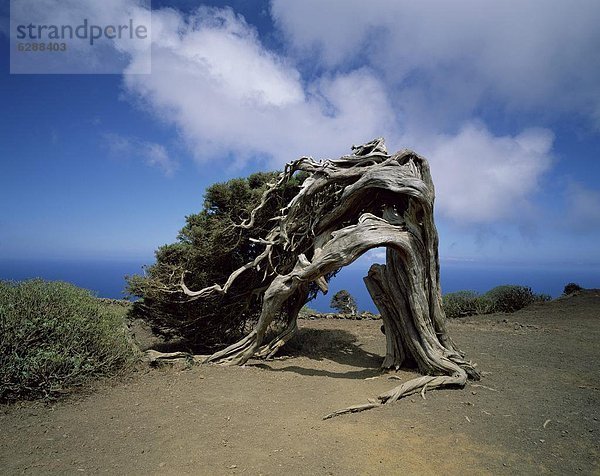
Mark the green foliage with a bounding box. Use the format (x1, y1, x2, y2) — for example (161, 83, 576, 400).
(127, 171, 314, 351)
(483, 285, 537, 313)
(563, 282, 583, 295)
(0, 280, 137, 403)
(330, 289, 357, 315)
(535, 293, 552, 303)
(443, 285, 552, 318)
(442, 290, 494, 319)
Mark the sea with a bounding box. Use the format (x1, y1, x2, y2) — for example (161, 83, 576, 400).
(1, 258, 598, 313)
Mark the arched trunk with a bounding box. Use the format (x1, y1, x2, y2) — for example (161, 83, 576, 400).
(189, 139, 480, 417)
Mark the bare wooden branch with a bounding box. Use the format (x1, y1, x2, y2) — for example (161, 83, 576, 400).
(144, 350, 208, 367)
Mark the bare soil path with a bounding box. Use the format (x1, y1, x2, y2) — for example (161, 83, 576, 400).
(1, 292, 599, 475)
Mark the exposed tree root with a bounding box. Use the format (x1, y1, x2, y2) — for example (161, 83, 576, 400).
(323, 402, 383, 419)
(144, 350, 208, 367)
(204, 331, 259, 366)
(323, 370, 468, 420)
(255, 319, 298, 359)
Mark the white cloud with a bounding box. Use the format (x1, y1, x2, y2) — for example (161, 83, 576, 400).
(119, 5, 559, 227)
(123, 7, 398, 167)
(142, 142, 178, 177)
(362, 248, 386, 264)
(343, 248, 387, 271)
(271, 0, 600, 128)
(104, 133, 178, 177)
(415, 123, 554, 224)
(267, 0, 575, 227)
(104, 132, 131, 155)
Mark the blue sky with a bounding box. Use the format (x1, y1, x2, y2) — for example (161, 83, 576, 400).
(1, 0, 599, 278)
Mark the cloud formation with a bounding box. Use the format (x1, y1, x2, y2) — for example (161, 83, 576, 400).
(271, 0, 600, 129)
(421, 123, 554, 223)
(124, 7, 397, 166)
(104, 133, 178, 176)
(108, 3, 590, 230)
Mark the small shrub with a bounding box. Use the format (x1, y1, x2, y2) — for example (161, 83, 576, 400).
(0, 279, 137, 403)
(330, 290, 357, 316)
(535, 293, 552, 303)
(563, 282, 583, 295)
(444, 285, 551, 318)
(484, 285, 536, 313)
(443, 290, 493, 319)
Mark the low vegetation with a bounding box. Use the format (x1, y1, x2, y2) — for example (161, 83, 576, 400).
(126, 171, 327, 352)
(442, 290, 494, 319)
(0, 279, 137, 403)
(563, 282, 583, 295)
(0, 272, 580, 404)
(443, 284, 552, 319)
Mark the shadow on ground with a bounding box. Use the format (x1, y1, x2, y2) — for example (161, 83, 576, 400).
(251, 328, 388, 379)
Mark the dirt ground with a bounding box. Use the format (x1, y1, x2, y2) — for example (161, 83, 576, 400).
(1, 291, 599, 475)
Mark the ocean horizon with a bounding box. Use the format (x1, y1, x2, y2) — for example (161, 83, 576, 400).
(1, 258, 598, 313)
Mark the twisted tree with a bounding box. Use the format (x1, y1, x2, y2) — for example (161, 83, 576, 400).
(330, 290, 358, 316)
(173, 138, 480, 416)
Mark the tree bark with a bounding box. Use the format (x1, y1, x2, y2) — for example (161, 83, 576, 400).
(181, 138, 480, 416)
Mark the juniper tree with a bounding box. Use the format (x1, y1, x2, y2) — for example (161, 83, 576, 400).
(153, 138, 480, 417)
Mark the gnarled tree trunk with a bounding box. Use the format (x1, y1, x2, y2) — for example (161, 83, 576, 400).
(179, 138, 479, 417)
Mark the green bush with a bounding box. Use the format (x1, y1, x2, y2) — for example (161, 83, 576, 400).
(443, 285, 551, 318)
(0, 279, 137, 403)
(563, 282, 583, 295)
(535, 293, 552, 303)
(483, 285, 536, 313)
(126, 171, 330, 352)
(442, 290, 494, 319)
